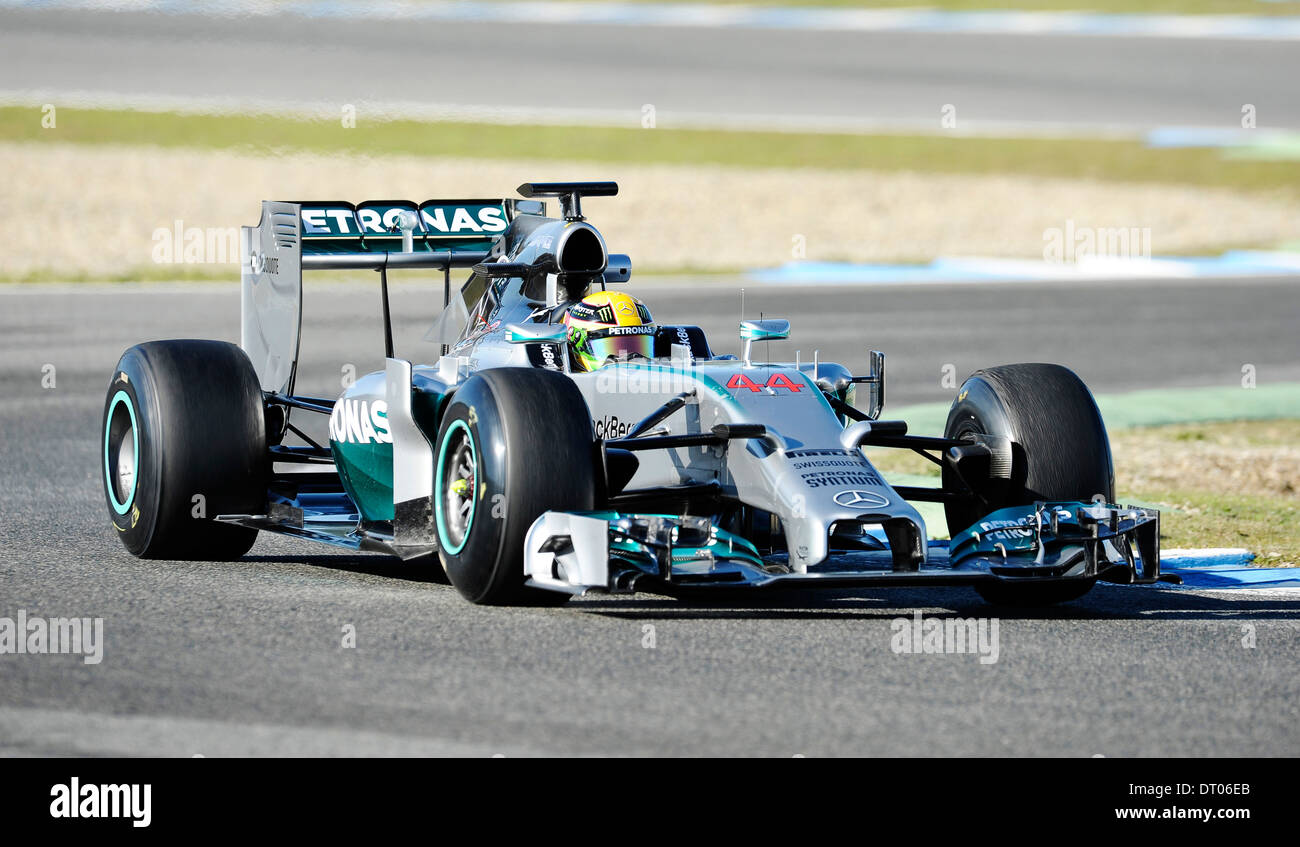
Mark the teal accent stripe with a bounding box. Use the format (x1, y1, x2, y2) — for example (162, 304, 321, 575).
(796, 370, 838, 417)
(601, 512, 765, 566)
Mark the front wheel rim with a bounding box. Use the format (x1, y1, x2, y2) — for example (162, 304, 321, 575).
(436, 419, 477, 555)
(115, 426, 136, 505)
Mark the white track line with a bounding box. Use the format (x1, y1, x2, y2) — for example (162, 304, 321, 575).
(4, 1, 1300, 42)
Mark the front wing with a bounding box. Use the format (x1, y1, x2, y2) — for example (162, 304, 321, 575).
(523, 501, 1167, 595)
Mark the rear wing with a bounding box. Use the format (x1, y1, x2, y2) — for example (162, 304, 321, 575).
(240, 198, 538, 397)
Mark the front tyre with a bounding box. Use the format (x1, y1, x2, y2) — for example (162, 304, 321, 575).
(943, 363, 1113, 607)
(102, 340, 267, 559)
(434, 368, 596, 605)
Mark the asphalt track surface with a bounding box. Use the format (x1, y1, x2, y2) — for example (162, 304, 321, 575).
(1, 277, 1297, 756)
(2, 6, 1299, 133)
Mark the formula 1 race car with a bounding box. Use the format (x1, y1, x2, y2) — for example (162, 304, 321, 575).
(101, 181, 1170, 606)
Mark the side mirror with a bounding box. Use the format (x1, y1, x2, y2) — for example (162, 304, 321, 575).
(506, 323, 571, 371)
(739, 319, 790, 366)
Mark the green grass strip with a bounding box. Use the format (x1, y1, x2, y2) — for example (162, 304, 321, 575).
(5, 106, 1300, 198)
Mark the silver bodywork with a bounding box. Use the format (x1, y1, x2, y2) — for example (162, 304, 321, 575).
(233, 189, 1161, 597)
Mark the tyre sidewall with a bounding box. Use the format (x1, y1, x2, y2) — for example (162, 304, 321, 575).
(102, 350, 165, 554)
(102, 341, 266, 558)
(434, 368, 596, 604)
(434, 377, 510, 603)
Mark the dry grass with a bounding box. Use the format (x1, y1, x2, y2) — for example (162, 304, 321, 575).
(4, 141, 1299, 279)
(1112, 420, 1300, 501)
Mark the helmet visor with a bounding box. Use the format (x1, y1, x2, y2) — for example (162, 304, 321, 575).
(584, 328, 655, 366)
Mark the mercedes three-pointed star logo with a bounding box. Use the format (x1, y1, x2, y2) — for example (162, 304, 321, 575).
(833, 489, 890, 509)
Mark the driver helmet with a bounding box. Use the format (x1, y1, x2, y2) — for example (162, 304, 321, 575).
(563, 291, 656, 372)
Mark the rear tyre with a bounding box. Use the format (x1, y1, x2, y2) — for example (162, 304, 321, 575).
(942, 363, 1112, 607)
(102, 340, 267, 559)
(434, 368, 596, 605)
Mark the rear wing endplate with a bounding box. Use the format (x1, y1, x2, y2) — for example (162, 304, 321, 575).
(240, 199, 528, 397)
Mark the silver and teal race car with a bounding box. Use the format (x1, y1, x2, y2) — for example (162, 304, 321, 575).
(101, 181, 1170, 606)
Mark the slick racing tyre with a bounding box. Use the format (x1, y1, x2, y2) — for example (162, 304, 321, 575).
(434, 368, 597, 605)
(943, 363, 1113, 607)
(102, 340, 267, 559)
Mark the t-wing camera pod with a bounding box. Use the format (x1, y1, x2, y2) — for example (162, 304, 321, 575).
(516, 181, 619, 222)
